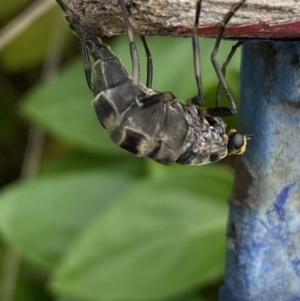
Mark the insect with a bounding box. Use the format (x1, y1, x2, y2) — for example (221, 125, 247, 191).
(55, 0, 252, 166)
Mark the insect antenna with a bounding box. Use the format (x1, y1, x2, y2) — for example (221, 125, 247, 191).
(211, 0, 246, 114)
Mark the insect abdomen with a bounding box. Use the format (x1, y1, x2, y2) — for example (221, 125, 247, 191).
(86, 41, 129, 95)
(93, 87, 191, 165)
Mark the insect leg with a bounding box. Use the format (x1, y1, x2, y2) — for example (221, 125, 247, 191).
(79, 38, 94, 91)
(200, 106, 234, 117)
(55, 0, 68, 12)
(211, 0, 246, 113)
(140, 36, 153, 89)
(119, 0, 141, 106)
(216, 41, 243, 106)
(55, 0, 94, 91)
(190, 0, 205, 106)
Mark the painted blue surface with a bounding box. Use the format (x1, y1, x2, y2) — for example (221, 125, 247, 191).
(220, 41, 300, 301)
(272, 182, 295, 220)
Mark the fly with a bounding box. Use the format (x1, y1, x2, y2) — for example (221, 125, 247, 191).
(55, 0, 252, 166)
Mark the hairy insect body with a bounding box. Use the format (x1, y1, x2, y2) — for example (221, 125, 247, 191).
(56, 0, 251, 166)
(178, 107, 228, 165)
(92, 62, 228, 166)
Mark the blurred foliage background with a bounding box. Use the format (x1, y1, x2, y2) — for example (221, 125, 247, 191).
(0, 0, 242, 300)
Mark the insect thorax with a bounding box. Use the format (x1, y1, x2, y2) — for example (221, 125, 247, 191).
(176, 106, 228, 165)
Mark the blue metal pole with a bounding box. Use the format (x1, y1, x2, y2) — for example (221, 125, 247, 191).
(220, 41, 300, 301)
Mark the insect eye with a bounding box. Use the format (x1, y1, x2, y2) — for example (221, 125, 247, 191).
(230, 132, 244, 150)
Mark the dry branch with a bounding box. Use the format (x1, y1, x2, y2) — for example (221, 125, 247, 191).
(69, 0, 300, 39)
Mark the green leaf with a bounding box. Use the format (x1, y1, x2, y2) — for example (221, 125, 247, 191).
(173, 294, 210, 301)
(0, 171, 133, 269)
(55, 297, 86, 301)
(52, 166, 232, 301)
(40, 150, 149, 183)
(21, 59, 124, 154)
